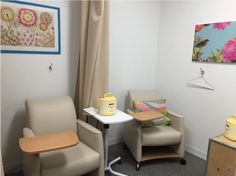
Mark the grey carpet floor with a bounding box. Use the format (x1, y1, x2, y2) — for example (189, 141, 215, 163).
(6, 143, 206, 176)
(107, 143, 206, 176)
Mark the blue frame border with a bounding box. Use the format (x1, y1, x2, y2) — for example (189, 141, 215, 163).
(1, 0, 61, 54)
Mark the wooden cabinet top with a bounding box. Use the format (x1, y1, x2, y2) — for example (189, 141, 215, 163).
(211, 135, 236, 149)
(19, 131, 79, 154)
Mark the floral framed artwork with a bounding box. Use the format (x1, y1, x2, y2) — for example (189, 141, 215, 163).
(1, 0, 61, 54)
(192, 21, 236, 64)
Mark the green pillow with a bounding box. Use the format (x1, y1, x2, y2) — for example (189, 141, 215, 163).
(152, 115, 171, 126)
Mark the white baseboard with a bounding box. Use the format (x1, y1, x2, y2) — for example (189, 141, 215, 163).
(109, 137, 123, 146)
(185, 144, 207, 160)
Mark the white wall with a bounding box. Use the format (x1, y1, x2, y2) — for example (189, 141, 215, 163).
(1, 1, 80, 170)
(156, 2, 236, 159)
(109, 1, 161, 144)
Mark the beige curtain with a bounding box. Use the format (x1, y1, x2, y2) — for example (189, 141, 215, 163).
(74, 0, 109, 120)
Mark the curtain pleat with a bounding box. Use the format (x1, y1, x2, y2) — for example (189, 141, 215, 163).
(74, 0, 109, 121)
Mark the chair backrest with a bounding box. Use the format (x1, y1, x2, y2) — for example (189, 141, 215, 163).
(25, 96, 77, 135)
(128, 90, 160, 109)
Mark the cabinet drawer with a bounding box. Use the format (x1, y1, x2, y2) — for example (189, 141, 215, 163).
(206, 141, 236, 176)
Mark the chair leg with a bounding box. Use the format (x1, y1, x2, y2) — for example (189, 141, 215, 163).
(136, 162, 140, 171)
(179, 158, 187, 165)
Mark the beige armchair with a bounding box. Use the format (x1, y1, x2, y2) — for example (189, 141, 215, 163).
(22, 96, 104, 176)
(123, 90, 186, 170)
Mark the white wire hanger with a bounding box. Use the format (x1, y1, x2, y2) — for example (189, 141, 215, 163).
(187, 68, 215, 90)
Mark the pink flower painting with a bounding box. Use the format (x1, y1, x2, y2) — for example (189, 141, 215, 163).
(192, 21, 236, 63)
(221, 38, 236, 62)
(213, 22, 231, 31)
(195, 25, 204, 32)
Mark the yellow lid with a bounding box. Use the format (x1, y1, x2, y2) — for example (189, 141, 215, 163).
(227, 115, 236, 125)
(101, 93, 116, 101)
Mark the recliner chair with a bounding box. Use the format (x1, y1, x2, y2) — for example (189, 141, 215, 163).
(22, 96, 104, 176)
(123, 90, 186, 170)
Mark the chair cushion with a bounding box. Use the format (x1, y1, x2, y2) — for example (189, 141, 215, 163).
(40, 142, 100, 176)
(142, 126, 182, 146)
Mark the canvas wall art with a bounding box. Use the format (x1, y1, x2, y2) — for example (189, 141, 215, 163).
(192, 21, 236, 64)
(0, 0, 60, 54)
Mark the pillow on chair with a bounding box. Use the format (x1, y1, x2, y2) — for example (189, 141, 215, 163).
(133, 99, 166, 112)
(132, 99, 171, 127)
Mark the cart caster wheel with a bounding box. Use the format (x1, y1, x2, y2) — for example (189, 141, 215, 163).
(118, 159, 122, 165)
(180, 159, 186, 165)
(136, 163, 140, 171)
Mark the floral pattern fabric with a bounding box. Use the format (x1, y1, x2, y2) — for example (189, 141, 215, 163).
(1, 5, 55, 48)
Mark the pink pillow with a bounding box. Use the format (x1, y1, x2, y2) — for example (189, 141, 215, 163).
(133, 101, 150, 111)
(133, 99, 166, 112)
